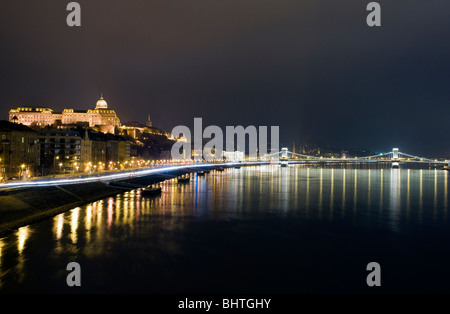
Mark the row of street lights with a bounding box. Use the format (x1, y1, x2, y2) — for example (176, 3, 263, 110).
(7, 157, 203, 181)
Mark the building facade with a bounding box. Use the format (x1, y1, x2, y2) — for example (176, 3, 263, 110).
(0, 121, 40, 179)
(38, 129, 82, 175)
(81, 129, 130, 172)
(9, 95, 120, 133)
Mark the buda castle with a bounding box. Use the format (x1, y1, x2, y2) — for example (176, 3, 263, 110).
(9, 95, 120, 134)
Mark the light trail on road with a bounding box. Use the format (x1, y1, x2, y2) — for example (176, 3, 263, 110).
(0, 162, 266, 190)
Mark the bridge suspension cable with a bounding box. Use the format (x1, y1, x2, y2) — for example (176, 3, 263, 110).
(398, 152, 444, 163)
(289, 152, 321, 159)
(359, 152, 392, 160)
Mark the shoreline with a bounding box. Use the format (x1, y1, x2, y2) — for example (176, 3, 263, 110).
(0, 167, 212, 239)
(0, 186, 123, 239)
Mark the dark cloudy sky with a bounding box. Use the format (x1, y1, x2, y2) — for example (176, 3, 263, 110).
(1, 0, 449, 156)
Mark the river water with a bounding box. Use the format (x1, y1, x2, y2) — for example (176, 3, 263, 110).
(0, 165, 449, 293)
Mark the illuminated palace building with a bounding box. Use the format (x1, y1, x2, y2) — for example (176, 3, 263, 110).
(9, 95, 120, 134)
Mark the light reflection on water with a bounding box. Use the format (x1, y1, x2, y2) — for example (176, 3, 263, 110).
(0, 165, 449, 293)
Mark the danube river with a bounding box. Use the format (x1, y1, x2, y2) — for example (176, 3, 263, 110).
(0, 165, 449, 293)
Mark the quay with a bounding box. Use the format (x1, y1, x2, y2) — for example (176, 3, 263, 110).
(0, 162, 248, 238)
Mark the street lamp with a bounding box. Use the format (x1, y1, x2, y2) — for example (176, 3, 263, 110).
(54, 155, 59, 177)
(59, 162, 63, 175)
(21, 164, 25, 180)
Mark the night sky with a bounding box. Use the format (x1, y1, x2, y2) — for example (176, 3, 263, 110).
(1, 1, 449, 156)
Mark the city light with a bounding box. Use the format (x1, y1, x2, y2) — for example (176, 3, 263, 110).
(0, 161, 248, 190)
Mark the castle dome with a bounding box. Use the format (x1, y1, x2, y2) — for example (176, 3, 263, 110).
(95, 94, 108, 109)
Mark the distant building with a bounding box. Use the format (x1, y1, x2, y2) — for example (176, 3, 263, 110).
(80, 130, 92, 166)
(192, 149, 203, 160)
(37, 127, 130, 174)
(0, 120, 40, 179)
(9, 95, 120, 134)
(222, 151, 244, 162)
(79, 129, 106, 171)
(80, 129, 130, 172)
(118, 121, 172, 139)
(91, 141, 106, 167)
(38, 129, 82, 174)
(118, 141, 131, 163)
(105, 135, 130, 164)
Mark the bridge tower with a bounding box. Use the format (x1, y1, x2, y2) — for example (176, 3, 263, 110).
(392, 148, 399, 160)
(280, 147, 288, 167)
(392, 148, 400, 168)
